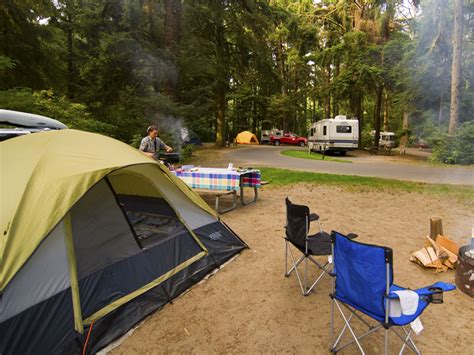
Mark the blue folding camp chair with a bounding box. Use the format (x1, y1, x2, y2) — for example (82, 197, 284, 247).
(329, 231, 456, 354)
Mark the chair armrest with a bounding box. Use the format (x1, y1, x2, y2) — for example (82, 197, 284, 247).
(414, 282, 456, 295)
(309, 213, 319, 222)
(386, 282, 456, 299)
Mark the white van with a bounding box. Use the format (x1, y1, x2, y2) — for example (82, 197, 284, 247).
(370, 131, 396, 148)
(308, 115, 359, 155)
(379, 132, 396, 148)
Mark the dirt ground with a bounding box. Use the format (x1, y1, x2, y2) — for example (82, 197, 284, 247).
(111, 184, 473, 354)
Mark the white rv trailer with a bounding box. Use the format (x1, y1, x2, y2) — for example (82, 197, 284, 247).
(308, 115, 359, 155)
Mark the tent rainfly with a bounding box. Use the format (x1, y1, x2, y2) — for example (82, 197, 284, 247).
(0, 130, 247, 354)
(236, 131, 259, 144)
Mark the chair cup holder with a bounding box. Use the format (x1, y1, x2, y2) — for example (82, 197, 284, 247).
(425, 287, 444, 304)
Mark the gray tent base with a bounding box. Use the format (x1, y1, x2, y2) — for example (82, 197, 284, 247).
(87, 228, 244, 354)
(0, 195, 247, 354)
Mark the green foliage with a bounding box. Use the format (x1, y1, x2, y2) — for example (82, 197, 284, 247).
(180, 144, 194, 161)
(430, 121, 474, 165)
(0, 55, 17, 72)
(361, 125, 375, 148)
(130, 133, 143, 149)
(0, 0, 472, 162)
(0, 88, 118, 137)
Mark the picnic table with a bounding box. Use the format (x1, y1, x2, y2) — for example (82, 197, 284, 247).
(365, 146, 394, 155)
(171, 167, 261, 213)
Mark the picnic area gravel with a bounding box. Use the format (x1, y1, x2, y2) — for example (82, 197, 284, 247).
(111, 184, 473, 354)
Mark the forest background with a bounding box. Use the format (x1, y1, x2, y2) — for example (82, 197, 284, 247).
(1, 0, 473, 164)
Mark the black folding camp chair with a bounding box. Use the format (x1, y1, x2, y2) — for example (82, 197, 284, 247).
(284, 198, 356, 296)
(329, 231, 456, 354)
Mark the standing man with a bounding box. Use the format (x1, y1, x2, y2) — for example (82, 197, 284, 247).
(139, 125, 173, 161)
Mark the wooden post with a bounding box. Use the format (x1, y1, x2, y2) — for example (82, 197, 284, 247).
(430, 218, 443, 240)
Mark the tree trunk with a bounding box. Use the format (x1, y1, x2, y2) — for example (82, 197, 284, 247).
(430, 218, 444, 240)
(277, 37, 287, 96)
(303, 91, 307, 133)
(449, 0, 463, 135)
(436, 1, 447, 126)
(164, 0, 181, 101)
(373, 85, 383, 148)
(350, 89, 363, 148)
(252, 86, 257, 133)
(324, 97, 331, 119)
(66, 13, 74, 99)
(324, 64, 331, 119)
(214, 6, 226, 148)
(399, 112, 409, 154)
(352, 3, 363, 31)
(355, 91, 362, 126)
(215, 86, 226, 147)
(332, 61, 340, 116)
(409, 1, 418, 40)
(438, 90, 444, 124)
(383, 89, 389, 132)
(144, 0, 158, 42)
(276, 34, 288, 129)
(164, 0, 181, 50)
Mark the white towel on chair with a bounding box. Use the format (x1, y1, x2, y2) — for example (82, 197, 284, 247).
(389, 290, 419, 317)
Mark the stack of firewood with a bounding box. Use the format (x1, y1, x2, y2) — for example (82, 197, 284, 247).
(411, 235, 460, 272)
(410, 218, 460, 273)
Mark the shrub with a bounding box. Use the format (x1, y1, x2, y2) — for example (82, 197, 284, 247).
(0, 88, 119, 138)
(130, 133, 143, 149)
(361, 126, 374, 148)
(430, 121, 474, 165)
(180, 144, 194, 160)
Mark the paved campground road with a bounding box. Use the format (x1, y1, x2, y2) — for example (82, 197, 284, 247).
(221, 145, 474, 186)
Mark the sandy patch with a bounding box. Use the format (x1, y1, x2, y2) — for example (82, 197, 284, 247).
(111, 185, 473, 354)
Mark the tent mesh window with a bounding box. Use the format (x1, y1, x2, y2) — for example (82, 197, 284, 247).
(119, 195, 186, 249)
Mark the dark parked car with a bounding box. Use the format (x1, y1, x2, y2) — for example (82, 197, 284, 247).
(0, 109, 67, 141)
(413, 139, 429, 149)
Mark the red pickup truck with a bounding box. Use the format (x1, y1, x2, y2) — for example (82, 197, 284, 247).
(270, 132, 307, 147)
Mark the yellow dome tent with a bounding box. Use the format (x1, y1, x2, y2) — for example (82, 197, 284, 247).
(0, 129, 246, 353)
(236, 131, 259, 144)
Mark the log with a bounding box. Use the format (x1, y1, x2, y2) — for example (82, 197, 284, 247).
(436, 235, 460, 255)
(426, 235, 458, 269)
(430, 218, 443, 240)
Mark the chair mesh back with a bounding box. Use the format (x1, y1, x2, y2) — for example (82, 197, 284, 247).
(333, 231, 393, 320)
(285, 198, 309, 249)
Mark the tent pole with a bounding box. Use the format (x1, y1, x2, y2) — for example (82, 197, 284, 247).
(104, 177, 143, 249)
(64, 213, 84, 334)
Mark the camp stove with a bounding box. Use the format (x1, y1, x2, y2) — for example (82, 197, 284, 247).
(159, 152, 180, 163)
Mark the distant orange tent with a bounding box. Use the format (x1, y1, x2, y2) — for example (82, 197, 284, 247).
(236, 131, 259, 145)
